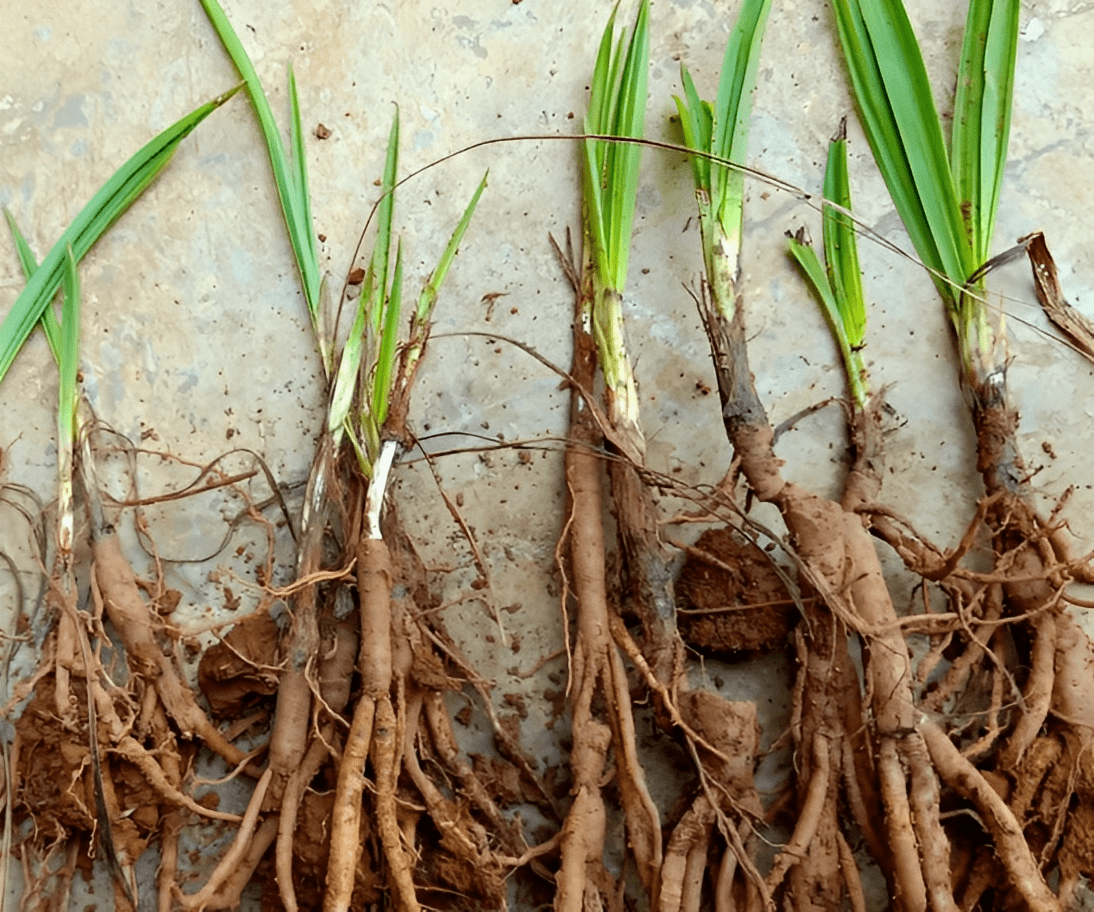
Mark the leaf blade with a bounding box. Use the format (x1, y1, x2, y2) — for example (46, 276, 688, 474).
(0, 88, 236, 385)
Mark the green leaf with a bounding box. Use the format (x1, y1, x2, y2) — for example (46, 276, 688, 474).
(672, 65, 713, 195)
(371, 240, 404, 429)
(830, 0, 975, 304)
(327, 269, 371, 441)
(370, 110, 400, 344)
(583, 0, 649, 293)
(710, 0, 773, 225)
(0, 87, 237, 387)
(415, 170, 489, 325)
(674, 0, 771, 320)
(58, 246, 81, 448)
(789, 126, 869, 408)
(951, 0, 1019, 264)
(199, 0, 322, 327)
(605, 0, 649, 291)
(822, 128, 866, 352)
(4, 209, 60, 361)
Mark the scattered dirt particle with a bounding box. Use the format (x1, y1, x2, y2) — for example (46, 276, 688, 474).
(156, 588, 182, 616)
(197, 791, 220, 811)
(503, 692, 528, 720)
(542, 687, 566, 729)
(314, 122, 331, 139)
(347, 266, 366, 285)
(455, 704, 473, 727)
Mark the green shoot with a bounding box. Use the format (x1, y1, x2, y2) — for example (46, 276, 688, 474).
(830, 0, 1019, 381)
(674, 0, 772, 318)
(952, 0, 1019, 266)
(0, 87, 238, 387)
(199, 0, 324, 363)
(582, 0, 650, 447)
(787, 124, 869, 409)
(327, 111, 401, 458)
(327, 109, 487, 480)
(584, 0, 649, 293)
(5, 216, 84, 554)
(57, 247, 81, 556)
(366, 112, 403, 431)
(370, 240, 404, 435)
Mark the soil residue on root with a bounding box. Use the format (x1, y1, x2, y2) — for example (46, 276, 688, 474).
(675, 526, 797, 655)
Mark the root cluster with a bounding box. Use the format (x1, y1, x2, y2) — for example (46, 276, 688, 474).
(6, 272, 1094, 912)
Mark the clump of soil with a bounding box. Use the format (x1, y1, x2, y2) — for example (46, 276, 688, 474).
(197, 611, 281, 716)
(14, 676, 158, 866)
(675, 526, 797, 655)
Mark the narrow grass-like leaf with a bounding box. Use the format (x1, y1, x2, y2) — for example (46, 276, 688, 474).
(788, 237, 842, 338)
(831, 0, 975, 303)
(56, 246, 81, 553)
(58, 246, 80, 450)
(287, 62, 326, 367)
(4, 210, 60, 360)
(673, 68, 712, 195)
(327, 285, 369, 442)
(674, 0, 771, 320)
(0, 87, 237, 386)
(788, 233, 869, 409)
(415, 170, 489, 325)
(952, 0, 1019, 264)
(583, 0, 649, 293)
(370, 112, 400, 344)
(578, 0, 650, 446)
(199, 0, 322, 326)
(586, 8, 620, 157)
(583, 6, 620, 287)
(329, 111, 484, 477)
(605, 0, 649, 291)
(371, 240, 404, 429)
(710, 0, 773, 226)
(788, 127, 869, 408)
(821, 128, 866, 351)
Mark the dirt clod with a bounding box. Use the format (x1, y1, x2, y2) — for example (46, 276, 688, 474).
(676, 526, 797, 655)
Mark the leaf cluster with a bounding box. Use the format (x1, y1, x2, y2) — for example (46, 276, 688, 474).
(831, 0, 1018, 311)
(583, 0, 650, 296)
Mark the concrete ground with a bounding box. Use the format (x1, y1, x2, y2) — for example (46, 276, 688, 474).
(2, 0, 1093, 908)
